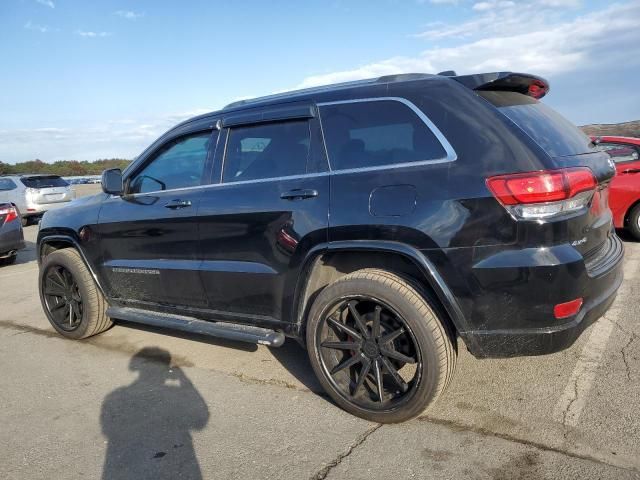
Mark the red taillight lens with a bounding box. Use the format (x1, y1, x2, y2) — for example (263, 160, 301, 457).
(554, 298, 583, 319)
(486, 168, 596, 206)
(0, 206, 18, 223)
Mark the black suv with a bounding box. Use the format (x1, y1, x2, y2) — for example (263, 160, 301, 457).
(37, 72, 623, 423)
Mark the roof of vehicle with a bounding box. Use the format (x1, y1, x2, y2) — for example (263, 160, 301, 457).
(0, 173, 63, 178)
(592, 135, 640, 146)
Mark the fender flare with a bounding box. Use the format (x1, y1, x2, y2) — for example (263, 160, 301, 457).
(38, 234, 108, 298)
(294, 240, 478, 349)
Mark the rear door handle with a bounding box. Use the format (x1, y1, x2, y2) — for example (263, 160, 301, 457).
(280, 189, 319, 200)
(164, 199, 192, 209)
(622, 168, 640, 174)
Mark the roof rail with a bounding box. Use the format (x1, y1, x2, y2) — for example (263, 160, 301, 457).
(222, 73, 434, 110)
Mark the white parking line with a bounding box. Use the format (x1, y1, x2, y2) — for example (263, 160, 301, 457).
(553, 254, 639, 428)
(553, 318, 615, 427)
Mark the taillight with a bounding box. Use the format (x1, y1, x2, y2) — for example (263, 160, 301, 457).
(486, 167, 597, 220)
(0, 206, 19, 223)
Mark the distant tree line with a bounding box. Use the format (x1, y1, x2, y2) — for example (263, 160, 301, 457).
(0, 158, 132, 176)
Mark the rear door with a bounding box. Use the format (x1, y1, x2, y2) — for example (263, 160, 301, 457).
(197, 105, 329, 323)
(97, 127, 219, 309)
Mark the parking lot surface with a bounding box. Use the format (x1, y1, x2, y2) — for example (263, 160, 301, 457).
(1, 218, 638, 479)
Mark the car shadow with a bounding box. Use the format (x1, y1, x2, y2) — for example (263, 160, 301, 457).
(101, 347, 209, 480)
(616, 228, 638, 243)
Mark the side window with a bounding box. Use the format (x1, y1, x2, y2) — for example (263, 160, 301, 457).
(0, 179, 17, 191)
(129, 131, 215, 194)
(223, 120, 310, 182)
(319, 100, 447, 171)
(595, 143, 639, 163)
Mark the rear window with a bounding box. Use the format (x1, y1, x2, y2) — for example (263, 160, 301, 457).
(319, 100, 447, 171)
(479, 91, 593, 158)
(20, 176, 69, 188)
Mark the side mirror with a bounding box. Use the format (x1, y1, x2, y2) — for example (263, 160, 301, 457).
(101, 168, 124, 195)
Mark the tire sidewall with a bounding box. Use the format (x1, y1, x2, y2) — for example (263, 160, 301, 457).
(628, 204, 640, 241)
(306, 274, 444, 423)
(39, 250, 97, 340)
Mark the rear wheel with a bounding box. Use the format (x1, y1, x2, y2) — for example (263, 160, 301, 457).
(39, 248, 112, 339)
(306, 269, 456, 423)
(628, 204, 640, 241)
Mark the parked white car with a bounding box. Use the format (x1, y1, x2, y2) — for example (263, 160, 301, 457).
(0, 174, 76, 226)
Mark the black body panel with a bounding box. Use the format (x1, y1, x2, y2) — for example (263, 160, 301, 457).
(37, 72, 624, 358)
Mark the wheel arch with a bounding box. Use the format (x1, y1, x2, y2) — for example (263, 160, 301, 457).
(38, 234, 107, 297)
(293, 241, 473, 347)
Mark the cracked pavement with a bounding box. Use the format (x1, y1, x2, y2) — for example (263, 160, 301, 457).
(0, 221, 638, 479)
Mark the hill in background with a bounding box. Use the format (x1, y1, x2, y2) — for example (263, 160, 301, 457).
(581, 120, 640, 138)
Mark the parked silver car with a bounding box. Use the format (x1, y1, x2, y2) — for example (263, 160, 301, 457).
(0, 174, 75, 226)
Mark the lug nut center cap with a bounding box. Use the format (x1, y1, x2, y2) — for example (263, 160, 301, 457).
(362, 340, 379, 358)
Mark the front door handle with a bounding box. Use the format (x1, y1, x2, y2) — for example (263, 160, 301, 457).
(622, 168, 640, 174)
(280, 189, 319, 200)
(164, 199, 192, 209)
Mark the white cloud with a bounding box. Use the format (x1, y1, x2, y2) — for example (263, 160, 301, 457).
(0, 109, 217, 162)
(472, 1, 515, 12)
(24, 21, 51, 33)
(76, 30, 112, 38)
(299, 1, 640, 90)
(114, 10, 144, 20)
(36, 0, 54, 8)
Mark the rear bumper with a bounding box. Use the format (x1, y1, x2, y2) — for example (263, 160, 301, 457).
(432, 233, 625, 358)
(23, 201, 72, 217)
(461, 262, 622, 357)
(0, 223, 25, 256)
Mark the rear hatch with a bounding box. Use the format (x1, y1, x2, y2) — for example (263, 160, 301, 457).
(454, 72, 616, 260)
(20, 175, 73, 205)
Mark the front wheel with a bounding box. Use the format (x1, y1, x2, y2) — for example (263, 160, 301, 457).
(306, 269, 456, 423)
(39, 248, 112, 339)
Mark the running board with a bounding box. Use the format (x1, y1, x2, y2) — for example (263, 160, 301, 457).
(106, 307, 285, 347)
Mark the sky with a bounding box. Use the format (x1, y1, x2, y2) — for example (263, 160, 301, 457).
(1, 0, 639, 163)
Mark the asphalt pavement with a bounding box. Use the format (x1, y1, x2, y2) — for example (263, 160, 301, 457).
(0, 219, 638, 479)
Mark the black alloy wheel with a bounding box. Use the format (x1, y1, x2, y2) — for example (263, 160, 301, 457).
(316, 296, 422, 411)
(42, 264, 84, 331)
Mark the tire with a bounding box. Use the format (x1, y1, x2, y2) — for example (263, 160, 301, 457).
(39, 248, 112, 339)
(21, 217, 28, 227)
(306, 268, 456, 423)
(628, 204, 640, 241)
(0, 254, 17, 266)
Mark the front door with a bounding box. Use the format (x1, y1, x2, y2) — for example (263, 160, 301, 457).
(97, 129, 218, 309)
(198, 114, 329, 324)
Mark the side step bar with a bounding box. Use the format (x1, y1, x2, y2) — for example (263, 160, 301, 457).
(106, 306, 285, 347)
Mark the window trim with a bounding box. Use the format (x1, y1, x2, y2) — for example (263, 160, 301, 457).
(317, 96, 457, 174)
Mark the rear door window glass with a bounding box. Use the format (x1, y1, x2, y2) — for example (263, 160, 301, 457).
(20, 176, 68, 188)
(319, 100, 446, 171)
(223, 120, 310, 182)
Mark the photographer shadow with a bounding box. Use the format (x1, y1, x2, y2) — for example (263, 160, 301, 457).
(101, 347, 209, 480)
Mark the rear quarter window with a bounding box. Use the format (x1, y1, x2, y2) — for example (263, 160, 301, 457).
(0, 178, 17, 191)
(478, 91, 593, 158)
(319, 99, 448, 171)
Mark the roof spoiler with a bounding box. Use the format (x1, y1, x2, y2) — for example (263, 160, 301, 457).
(449, 72, 550, 99)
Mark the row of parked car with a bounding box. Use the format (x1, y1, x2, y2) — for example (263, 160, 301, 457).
(2, 71, 640, 422)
